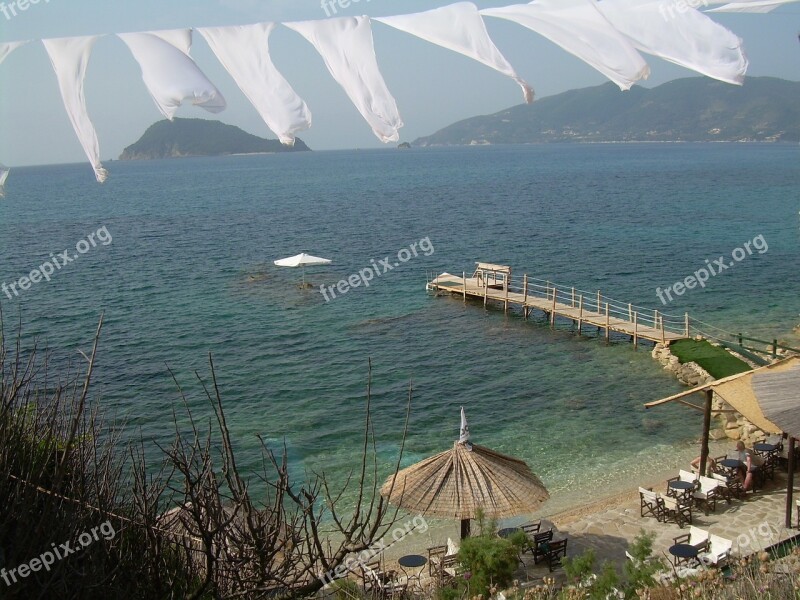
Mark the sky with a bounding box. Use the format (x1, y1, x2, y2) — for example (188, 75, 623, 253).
(0, 0, 798, 167)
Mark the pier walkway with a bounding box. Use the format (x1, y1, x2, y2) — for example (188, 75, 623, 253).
(426, 263, 689, 347)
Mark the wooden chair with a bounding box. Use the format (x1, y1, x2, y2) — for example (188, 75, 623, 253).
(426, 545, 447, 577)
(661, 494, 692, 529)
(697, 534, 732, 568)
(544, 539, 568, 572)
(521, 520, 542, 537)
(530, 529, 555, 563)
(639, 487, 663, 521)
(693, 475, 723, 515)
(673, 525, 710, 566)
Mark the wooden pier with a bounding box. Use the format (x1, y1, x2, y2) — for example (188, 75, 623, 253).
(426, 263, 690, 347)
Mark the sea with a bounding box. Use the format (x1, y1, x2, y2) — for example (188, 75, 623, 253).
(1, 143, 798, 529)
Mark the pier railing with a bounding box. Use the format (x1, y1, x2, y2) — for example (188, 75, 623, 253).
(501, 273, 689, 337)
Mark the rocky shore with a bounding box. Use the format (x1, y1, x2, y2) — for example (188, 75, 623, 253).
(651, 341, 785, 446)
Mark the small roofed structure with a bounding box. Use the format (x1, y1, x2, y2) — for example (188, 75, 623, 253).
(645, 355, 800, 527)
(472, 262, 511, 291)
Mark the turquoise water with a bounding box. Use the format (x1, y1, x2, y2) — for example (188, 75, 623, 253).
(1, 144, 798, 518)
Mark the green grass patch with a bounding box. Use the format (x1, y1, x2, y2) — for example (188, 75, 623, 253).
(670, 339, 752, 379)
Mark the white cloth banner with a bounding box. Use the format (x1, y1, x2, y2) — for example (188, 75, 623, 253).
(596, 0, 747, 85)
(708, 0, 799, 12)
(482, 0, 649, 91)
(197, 23, 311, 146)
(42, 36, 108, 183)
(0, 41, 27, 65)
(285, 16, 403, 143)
(118, 29, 226, 120)
(375, 2, 534, 103)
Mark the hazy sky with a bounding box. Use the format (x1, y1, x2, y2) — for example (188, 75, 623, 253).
(0, 0, 798, 166)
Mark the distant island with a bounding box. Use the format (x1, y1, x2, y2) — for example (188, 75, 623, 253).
(119, 118, 310, 160)
(414, 76, 800, 146)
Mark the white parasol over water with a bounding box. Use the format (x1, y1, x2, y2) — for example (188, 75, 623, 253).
(273, 252, 332, 286)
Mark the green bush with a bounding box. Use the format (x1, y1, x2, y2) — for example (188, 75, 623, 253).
(455, 512, 525, 597)
(622, 530, 664, 597)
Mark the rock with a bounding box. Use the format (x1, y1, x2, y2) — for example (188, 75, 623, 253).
(710, 428, 728, 440)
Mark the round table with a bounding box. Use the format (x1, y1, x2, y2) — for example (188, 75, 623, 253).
(668, 543, 699, 566)
(668, 480, 695, 502)
(497, 527, 520, 539)
(398, 554, 427, 587)
(754, 443, 777, 453)
(719, 458, 744, 470)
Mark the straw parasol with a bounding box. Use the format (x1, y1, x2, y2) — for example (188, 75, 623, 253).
(380, 407, 549, 538)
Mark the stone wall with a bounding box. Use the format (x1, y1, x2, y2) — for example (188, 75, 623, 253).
(651, 343, 766, 446)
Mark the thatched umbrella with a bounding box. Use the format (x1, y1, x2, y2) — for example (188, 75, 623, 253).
(380, 408, 549, 538)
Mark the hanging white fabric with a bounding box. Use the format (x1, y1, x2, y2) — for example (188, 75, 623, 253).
(284, 16, 403, 143)
(42, 36, 108, 183)
(118, 29, 226, 120)
(374, 2, 534, 103)
(596, 0, 747, 85)
(481, 0, 649, 91)
(197, 23, 311, 146)
(707, 0, 799, 12)
(0, 41, 27, 65)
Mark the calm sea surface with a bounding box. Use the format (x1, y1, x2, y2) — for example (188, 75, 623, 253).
(1, 143, 798, 521)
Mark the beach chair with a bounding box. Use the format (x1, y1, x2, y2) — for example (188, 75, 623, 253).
(693, 475, 722, 515)
(673, 526, 710, 555)
(439, 554, 466, 587)
(710, 472, 734, 503)
(697, 534, 732, 568)
(639, 487, 662, 521)
(529, 529, 555, 563)
(544, 538, 568, 572)
(521, 520, 542, 538)
(660, 494, 692, 529)
(361, 562, 406, 599)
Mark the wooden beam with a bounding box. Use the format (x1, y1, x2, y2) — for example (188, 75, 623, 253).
(699, 389, 713, 476)
(786, 437, 795, 529)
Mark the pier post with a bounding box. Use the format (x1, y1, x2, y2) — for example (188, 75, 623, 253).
(597, 290, 601, 313)
(523, 274, 528, 304)
(462, 271, 467, 303)
(578, 295, 583, 335)
(658, 311, 666, 345)
(772, 339, 778, 358)
(571, 287, 575, 308)
(504, 275, 509, 313)
(685, 313, 690, 337)
(629, 303, 633, 322)
(605, 302, 610, 342)
(551, 288, 557, 327)
(484, 281, 488, 307)
(633, 311, 638, 349)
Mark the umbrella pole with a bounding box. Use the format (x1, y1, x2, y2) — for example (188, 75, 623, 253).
(460, 519, 470, 539)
